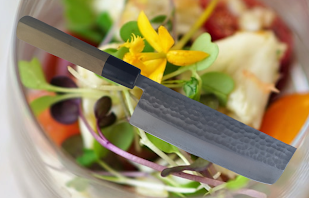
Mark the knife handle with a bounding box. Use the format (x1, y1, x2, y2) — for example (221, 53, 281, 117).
(16, 16, 141, 89)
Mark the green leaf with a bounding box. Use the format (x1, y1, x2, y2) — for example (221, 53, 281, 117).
(201, 72, 234, 106)
(190, 33, 219, 71)
(76, 149, 98, 167)
(114, 47, 129, 59)
(103, 47, 129, 60)
(66, 177, 88, 192)
(30, 94, 78, 116)
(18, 58, 50, 90)
(226, 176, 250, 190)
(183, 77, 200, 101)
(182, 181, 207, 196)
(146, 133, 178, 154)
(120, 21, 141, 42)
(119, 21, 153, 52)
(94, 122, 134, 159)
(200, 94, 219, 110)
(62, 0, 104, 43)
(150, 15, 172, 30)
(97, 12, 113, 32)
(71, 28, 103, 44)
(164, 62, 179, 76)
(63, 0, 96, 31)
(103, 48, 118, 55)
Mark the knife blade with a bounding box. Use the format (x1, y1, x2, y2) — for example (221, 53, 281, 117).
(16, 16, 296, 184)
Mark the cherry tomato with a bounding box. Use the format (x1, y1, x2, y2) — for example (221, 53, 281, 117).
(200, 0, 239, 40)
(28, 91, 80, 146)
(38, 109, 80, 146)
(260, 94, 309, 144)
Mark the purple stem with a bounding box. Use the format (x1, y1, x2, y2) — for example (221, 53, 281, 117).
(78, 106, 224, 187)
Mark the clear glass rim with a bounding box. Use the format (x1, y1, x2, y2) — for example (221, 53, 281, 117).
(9, 0, 309, 197)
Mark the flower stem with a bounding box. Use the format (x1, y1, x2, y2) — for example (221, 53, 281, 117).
(162, 64, 195, 81)
(97, 160, 126, 179)
(175, 151, 191, 165)
(172, 0, 219, 50)
(48, 85, 105, 96)
(162, 80, 186, 84)
(162, 84, 184, 88)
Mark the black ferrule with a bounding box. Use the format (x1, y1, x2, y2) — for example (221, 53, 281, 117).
(102, 55, 141, 89)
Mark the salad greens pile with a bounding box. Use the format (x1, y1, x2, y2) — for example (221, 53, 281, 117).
(18, 0, 269, 197)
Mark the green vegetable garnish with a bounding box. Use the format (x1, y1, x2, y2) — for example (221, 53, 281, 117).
(201, 72, 235, 106)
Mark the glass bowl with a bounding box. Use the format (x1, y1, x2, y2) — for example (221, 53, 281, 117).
(6, 0, 309, 197)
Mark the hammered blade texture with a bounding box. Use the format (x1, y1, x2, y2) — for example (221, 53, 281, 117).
(134, 75, 296, 175)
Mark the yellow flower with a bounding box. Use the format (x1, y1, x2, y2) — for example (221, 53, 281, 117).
(121, 11, 209, 83)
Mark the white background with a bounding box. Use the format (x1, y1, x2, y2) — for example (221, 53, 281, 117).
(0, 0, 23, 197)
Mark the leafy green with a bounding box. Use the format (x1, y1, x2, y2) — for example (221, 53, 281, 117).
(103, 47, 129, 59)
(66, 177, 88, 192)
(120, 21, 141, 41)
(190, 33, 219, 71)
(61, 135, 84, 158)
(146, 133, 178, 154)
(30, 95, 67, 116)
(150, 15, 172, 30)
(18, 58, 50, 90)
(114, 47, 129, 59)
(119, 21, 153, 52)
(94, 122, 134, 159)
(97, 12, 113, 32)
(200, 94, 219, 110)
(226, 176, 250, 190)
(76, 149, 98, 167)
(63, 0, 96, 31)
(71, 28, 103, 44)
(62, 0, 113, 43)
(183, 77, 200, 101)
(201, 72, 234, 106)
(181, 181, 207, 196)
(103, 48, 118, 55)
(164, 62, 179, 76)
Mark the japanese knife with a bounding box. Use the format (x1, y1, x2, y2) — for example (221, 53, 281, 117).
(16, 16, 296, 184)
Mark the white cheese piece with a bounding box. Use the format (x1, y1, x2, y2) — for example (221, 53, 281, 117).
(239, 7, 276, 31)
(199, 31, 286, 129)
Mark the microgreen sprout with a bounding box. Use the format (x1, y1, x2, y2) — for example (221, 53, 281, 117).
(49, 76, 81, 124)
(94, 96, 117, 128)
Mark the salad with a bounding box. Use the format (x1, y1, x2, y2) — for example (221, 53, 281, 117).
(18, 0, 308, 197)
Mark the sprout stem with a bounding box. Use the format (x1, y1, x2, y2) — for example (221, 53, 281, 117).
(79, 105, 224, 187)
(123, 90, 177, 166)
(172, 0, 219, 50)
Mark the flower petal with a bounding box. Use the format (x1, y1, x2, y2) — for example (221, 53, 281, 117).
(138, 11, 163, 52)
(158, 26, 174, 53)
(138, 52, 166, 62)
(120, 34, 145, 54)
(166, 50, 209, 66)
(147, 59, 167, 83)
(123, 53, 148, 76)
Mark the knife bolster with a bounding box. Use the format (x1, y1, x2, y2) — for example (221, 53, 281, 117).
(102, 55, 141, 89)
